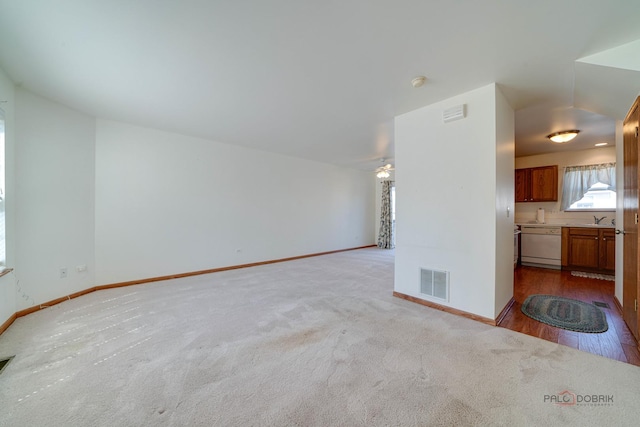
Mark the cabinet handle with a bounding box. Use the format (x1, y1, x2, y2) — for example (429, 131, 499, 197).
(595, 237, 598, 240)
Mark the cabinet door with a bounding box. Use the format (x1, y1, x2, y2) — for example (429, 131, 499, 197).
(568, 231, 600, 269)
(515, 169, 530, 202)
(530, 165, 558, 202)
(599, 229, 616, 271)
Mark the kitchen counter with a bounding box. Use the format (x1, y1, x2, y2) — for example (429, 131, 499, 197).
(517, 222, 615, 228)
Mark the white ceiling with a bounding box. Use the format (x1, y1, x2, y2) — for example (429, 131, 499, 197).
(1, 1, 639, 169)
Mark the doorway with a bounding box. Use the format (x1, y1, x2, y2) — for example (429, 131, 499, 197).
(504, 96, 640, 364)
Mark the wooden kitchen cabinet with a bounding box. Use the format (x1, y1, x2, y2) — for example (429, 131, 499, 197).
(530, 166, 558, 201)
(600, 229, 616, 271)
(515, 165, 558, 202)
(515, 169, 530, 202)
(565, 227, 615, 273)
(568, 228, 600, 269)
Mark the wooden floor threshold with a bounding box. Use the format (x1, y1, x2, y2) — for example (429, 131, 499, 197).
(495, 297, 515, 325)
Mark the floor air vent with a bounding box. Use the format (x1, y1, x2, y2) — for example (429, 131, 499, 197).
(0, 356, 14, 375)
(420, 268, 449, 301)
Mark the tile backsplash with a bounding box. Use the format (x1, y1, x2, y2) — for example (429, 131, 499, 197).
(514, 202, 615, 226)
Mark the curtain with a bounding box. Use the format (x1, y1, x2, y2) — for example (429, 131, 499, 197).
(378, 180, 395, 249)
(561, 163, 616, 210)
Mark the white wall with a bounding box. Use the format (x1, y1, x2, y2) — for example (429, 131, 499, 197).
(394, 83, 514, 320)
(14, 89, 96, 309)
(0, 67, 15, 324)
(494, 87, 516, 316)
(0, 82, 375, 322)
(95, 120, 375, 284)
(514, 146, 616, 225)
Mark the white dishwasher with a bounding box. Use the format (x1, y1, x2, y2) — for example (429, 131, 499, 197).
(520, 225, 562, 269)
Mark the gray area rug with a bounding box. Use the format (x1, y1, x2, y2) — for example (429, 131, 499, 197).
(521, 294, 608, 333)
(1, 248, 639, 426)
(571, 270, 615, 281)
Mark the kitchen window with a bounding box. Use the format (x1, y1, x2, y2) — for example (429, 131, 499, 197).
(561, 163, 616, 212)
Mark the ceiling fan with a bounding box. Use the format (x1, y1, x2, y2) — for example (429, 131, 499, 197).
(375, 159, 395, 178)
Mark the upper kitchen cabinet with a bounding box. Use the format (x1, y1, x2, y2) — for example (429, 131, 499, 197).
(514, 169, 530, 202)
(515, 165, 558, 202)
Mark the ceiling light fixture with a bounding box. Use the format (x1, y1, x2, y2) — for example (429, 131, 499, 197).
(595, 142, 608, 147)
(376, 170, 390, 179)
(547, 130, 580, 143)
(375, 159, 394, 179)
(411, 76, 427, 88)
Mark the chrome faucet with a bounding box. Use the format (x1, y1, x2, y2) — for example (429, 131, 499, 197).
(594, 216, 606, 224)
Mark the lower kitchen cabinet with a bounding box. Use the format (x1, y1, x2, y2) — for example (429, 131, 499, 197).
(563, 227, 615, 273)
(599, 229, 616, 271)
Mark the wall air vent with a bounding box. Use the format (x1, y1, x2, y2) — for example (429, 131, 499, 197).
(420, 268, 449, 301)
(443, 104, 466, 123)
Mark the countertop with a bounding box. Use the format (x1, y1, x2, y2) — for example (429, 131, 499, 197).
(517, 222, 615, 229)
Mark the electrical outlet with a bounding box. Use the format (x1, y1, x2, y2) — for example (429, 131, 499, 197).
(59, 268, 68, 279)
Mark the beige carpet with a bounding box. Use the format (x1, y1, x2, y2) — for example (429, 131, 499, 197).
(0, 248, 639, 426)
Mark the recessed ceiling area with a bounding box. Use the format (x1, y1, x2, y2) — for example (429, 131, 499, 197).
(515, 104, 616, 157)
(0, 1, 639, 169)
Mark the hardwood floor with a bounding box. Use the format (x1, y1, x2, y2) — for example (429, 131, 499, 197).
(499, 266, 640, 366)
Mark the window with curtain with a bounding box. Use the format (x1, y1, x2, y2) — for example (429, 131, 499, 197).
(377, 180, 395, 249)
(561, 163, 616, 211)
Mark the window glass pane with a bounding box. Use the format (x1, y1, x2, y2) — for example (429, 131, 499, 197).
(567, 181, 616, 210)
(390, 186, 395, 221)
